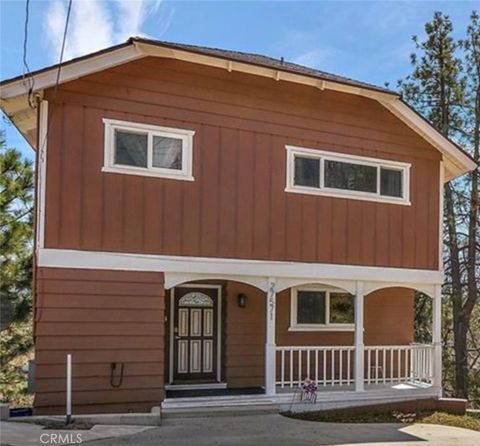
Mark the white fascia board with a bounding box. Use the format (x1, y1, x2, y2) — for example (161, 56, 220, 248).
(135, 41, 396, 102)
(0, 46, 143, 99)
(38, 248, 443, 285)
(381, 99, 477, 180)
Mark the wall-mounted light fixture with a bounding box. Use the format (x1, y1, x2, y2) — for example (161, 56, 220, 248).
(237, 293, 247, 308)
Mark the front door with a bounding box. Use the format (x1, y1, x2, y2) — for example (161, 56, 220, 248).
(173, 286, 219, 382)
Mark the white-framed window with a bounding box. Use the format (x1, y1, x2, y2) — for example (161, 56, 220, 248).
(102, 118, 195, 181)
(285, 146, 410, 205)
(290, 286, 354, 331)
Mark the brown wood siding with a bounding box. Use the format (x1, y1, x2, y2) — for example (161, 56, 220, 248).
(222, 282, 413, 388)
(276, 287, 414, 347)
(225, 282, 265, 387)
(44, 57, 440, 269)
(34, 267, 165, 415)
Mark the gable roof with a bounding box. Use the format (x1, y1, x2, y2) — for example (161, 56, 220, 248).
(0, 37, 476, 181)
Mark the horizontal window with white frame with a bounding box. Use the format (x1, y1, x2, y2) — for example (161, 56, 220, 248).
(290, 286, 354, 331)
(102, 118, 195, 180)
(286, 146, 410, 205)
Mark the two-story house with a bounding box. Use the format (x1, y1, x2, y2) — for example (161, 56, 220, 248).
(1, 38, 476, 416)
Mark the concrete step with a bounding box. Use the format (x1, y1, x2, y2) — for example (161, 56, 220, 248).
(163, 397, 277, 407)
(161, 403, 279, 418)
(161, 394, 282, 418)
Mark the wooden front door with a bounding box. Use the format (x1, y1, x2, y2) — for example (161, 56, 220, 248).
(173, 286, 219, 382)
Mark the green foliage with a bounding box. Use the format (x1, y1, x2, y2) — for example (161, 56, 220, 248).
(420, 411, 480, 431)
(283, 409, 480, 431)
(414, 292, 432, 344)
(0, 319, 34, 406)
(0, 131, 34, 322)
(400, 10, 480, 405)
(398, 11, 465, 136)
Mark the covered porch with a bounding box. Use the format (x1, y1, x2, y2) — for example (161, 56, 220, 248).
(163, 263, 443, 411)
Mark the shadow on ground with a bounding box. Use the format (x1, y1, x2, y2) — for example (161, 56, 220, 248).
(83, 413, 480, 446)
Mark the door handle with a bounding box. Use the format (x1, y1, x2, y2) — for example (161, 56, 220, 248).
(174, 335, 181, 340)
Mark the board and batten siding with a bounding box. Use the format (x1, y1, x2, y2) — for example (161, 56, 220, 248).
(43, 57, 440, 269)
(225, 282, 265, 387)
(34, 267, 165, 414)
(223, 283, 413, 388)
(276, 287, 414, 347)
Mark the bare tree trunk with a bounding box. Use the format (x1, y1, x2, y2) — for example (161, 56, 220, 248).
(460, 75, 480, 398)
(445, 183, 469, 397)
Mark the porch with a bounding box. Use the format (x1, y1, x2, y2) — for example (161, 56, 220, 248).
(163, 344, 437, 415)
(163, 271, 442, 411)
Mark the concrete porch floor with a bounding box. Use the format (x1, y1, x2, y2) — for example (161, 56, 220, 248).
(161, 383, 439, 417)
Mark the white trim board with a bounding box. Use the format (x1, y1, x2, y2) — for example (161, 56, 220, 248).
(38, 248, 443, 286)
(380, 99, 476, 181)
(35, 100, 48, 250)
(1, 45, 142, 99)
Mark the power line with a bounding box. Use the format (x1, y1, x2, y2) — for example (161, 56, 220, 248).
(22, 0, 35, 108)
(34, 0, 73, 262)
(39, 0, 73, 153)
(52, 0, 73, 100)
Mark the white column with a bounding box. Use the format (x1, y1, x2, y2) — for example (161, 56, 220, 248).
(354, 281, 365, 392)
(432, 284, 442, 392)
(265, 277, 277, 396)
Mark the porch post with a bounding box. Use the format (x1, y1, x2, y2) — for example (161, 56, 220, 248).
(354, 281, 365, 392)
(265, 277, 277, 396)
(432, 284, 442, 393)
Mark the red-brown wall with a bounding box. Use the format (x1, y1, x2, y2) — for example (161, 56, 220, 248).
(34, 267, 165, 414)
(222, 282, 413, 388)
(33, 272, 414, 413)
(276, 287, 414, 346)
(43, 57, 441, 270)
(225, 282, 265, 387)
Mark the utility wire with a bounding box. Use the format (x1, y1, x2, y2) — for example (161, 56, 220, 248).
(22, 0, 35, 108)
(52, 0, 74, 101)
(39, 0, 73, 153)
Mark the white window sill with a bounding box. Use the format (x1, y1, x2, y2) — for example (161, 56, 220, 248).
(285, 186, 411, 206)
(102, 166, 195, 181)
(289, 325, 355, 332)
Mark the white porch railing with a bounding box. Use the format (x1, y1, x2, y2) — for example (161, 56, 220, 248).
(276, 346, 355, 388)
(365, 344, 433, 385)
(276, 344, 433, 389)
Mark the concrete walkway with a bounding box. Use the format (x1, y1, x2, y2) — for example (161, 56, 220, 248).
(77, 414, 480, 446)
(2, 414, 479, 446)
(0, 421, 153, 446)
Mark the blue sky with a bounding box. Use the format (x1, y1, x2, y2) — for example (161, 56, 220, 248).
(1, 0, 477, 161)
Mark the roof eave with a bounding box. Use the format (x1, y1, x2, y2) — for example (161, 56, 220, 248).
(0, 39, 476, 181)
(381, 99, 477, 179)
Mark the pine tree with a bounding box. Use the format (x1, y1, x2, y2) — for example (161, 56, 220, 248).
(0, 131, 34, 324)
(400, 11, 479, 400)
(459, 11, 480, 404)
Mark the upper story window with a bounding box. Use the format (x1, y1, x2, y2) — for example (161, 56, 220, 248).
(286, 146, 410, 205)
(102, 119, 195, 181)
(290, 286, 354, 331)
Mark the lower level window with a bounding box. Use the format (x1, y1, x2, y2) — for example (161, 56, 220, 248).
(103, 118, 194, 180)
(291, 287, 354, 330)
